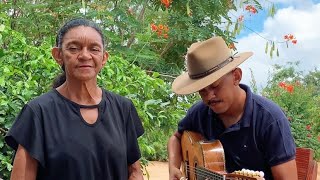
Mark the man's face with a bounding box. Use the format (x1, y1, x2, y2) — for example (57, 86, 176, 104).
(198, 70, 237, 114)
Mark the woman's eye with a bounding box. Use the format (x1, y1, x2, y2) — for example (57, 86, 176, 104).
(92, 48, 100, 52)
(68, 47, 79, 52)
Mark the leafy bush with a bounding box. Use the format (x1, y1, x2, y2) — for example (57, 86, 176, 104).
(262, 64, 320, 160)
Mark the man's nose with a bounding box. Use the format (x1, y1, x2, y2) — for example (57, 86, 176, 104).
(201, 88, 216, 98)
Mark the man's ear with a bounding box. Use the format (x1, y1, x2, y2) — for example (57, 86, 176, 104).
(52, 47, 63, 66)
(102, 51, 109, 67)
(233, 68, 242, 86)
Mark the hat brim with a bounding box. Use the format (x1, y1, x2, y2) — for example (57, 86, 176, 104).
(172, 52, 253, 95)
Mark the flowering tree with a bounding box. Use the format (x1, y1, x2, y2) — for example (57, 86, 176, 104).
(262, 63, 320, 159)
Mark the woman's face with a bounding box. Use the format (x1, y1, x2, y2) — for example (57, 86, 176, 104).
(54, 26, 108, 82)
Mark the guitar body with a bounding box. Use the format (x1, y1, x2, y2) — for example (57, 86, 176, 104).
(181, 131, 226, 180)
(181, 131, 264, 180)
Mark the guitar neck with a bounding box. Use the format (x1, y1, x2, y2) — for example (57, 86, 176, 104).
(191, 167, 263, 180)
(194, 167, 226, 180)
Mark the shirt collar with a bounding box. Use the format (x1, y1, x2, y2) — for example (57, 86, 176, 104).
(238, 84, 253, 128)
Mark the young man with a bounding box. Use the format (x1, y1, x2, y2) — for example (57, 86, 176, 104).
(167, 37, 297, 180)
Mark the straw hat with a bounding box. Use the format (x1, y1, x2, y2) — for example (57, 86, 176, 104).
(172, 36, 253, 95)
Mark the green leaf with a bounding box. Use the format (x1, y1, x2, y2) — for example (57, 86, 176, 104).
(0, 24, 5, 32)
(265, 42, 269, 54)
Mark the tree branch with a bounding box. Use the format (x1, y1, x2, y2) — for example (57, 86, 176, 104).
(127, 3, 147, 48)
(145, 70, 177, 79)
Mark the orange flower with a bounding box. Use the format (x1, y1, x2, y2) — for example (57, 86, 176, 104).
(289, 34, 294, 40)
(318, 136, 320, 142)
(245, 5, 257, 14)
(285, 85, 294, 93)
(161, 0, 171, 8)
(158, 24, 164, 30)
(284, 34, 297, 44)
(151, 23, 157, 31)
(163, 34, 168, 39)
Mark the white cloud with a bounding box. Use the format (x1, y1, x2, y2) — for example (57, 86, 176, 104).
(268, 0, 315, 8)
(237, 2, 320, 91)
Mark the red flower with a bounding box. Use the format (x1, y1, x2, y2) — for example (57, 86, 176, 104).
(286, 85, 294, 93)
(278, 81, 286, 88)
(306, 125, 311, 131)
(307, 134, 312, 138)
(287, 117, 292, 121)
(151, 23, 157, 32)
(292, 39, 297, 44)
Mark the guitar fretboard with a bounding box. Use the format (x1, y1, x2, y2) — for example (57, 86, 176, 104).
(192, 166, 225, 180)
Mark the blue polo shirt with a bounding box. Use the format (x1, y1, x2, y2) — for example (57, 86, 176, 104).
(178, 84, 296, 180)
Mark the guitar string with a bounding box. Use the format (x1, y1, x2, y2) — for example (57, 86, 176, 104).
(185, 165, 256, 180)
(185, 165, 224, 180)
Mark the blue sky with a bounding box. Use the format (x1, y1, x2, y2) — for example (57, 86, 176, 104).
(231, 0, 320, 91)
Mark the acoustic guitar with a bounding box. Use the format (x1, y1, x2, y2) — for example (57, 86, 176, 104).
(181, 131, 265, 180)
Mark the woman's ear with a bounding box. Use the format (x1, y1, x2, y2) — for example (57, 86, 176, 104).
(102, 51, 109, 67)
(52, 47, 63, 66)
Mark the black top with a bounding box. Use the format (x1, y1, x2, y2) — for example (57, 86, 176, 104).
(178, 84, 296, 180)
(5, 89, 144, 180)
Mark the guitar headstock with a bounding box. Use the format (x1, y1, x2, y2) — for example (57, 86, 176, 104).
(226, 169, 265, 180)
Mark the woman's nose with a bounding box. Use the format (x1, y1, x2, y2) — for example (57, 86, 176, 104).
(78, 48, 92, 60)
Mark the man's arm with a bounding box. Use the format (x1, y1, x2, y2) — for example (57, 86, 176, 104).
(10, 144, 38, 180)
(167, 132, 184, 180)
(271, 159, 297, 180)
(128, 160, 143, 180)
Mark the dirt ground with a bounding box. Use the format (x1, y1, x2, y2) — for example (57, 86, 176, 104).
(143, 161, 320, 180)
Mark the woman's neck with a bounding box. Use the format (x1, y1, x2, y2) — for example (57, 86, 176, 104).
(56, 80, 102, 105)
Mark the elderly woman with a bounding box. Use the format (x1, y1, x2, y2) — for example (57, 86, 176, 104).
(5, 18, 144, 180)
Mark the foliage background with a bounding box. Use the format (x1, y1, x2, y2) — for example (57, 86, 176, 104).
(0, 0, 319, 179)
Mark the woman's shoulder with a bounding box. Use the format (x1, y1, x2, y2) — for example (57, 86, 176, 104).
(27, 89, 60, 108)
(102, 89, 132, 105)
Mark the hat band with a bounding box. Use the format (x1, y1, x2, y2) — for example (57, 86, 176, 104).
(189, 53, 237, 79)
